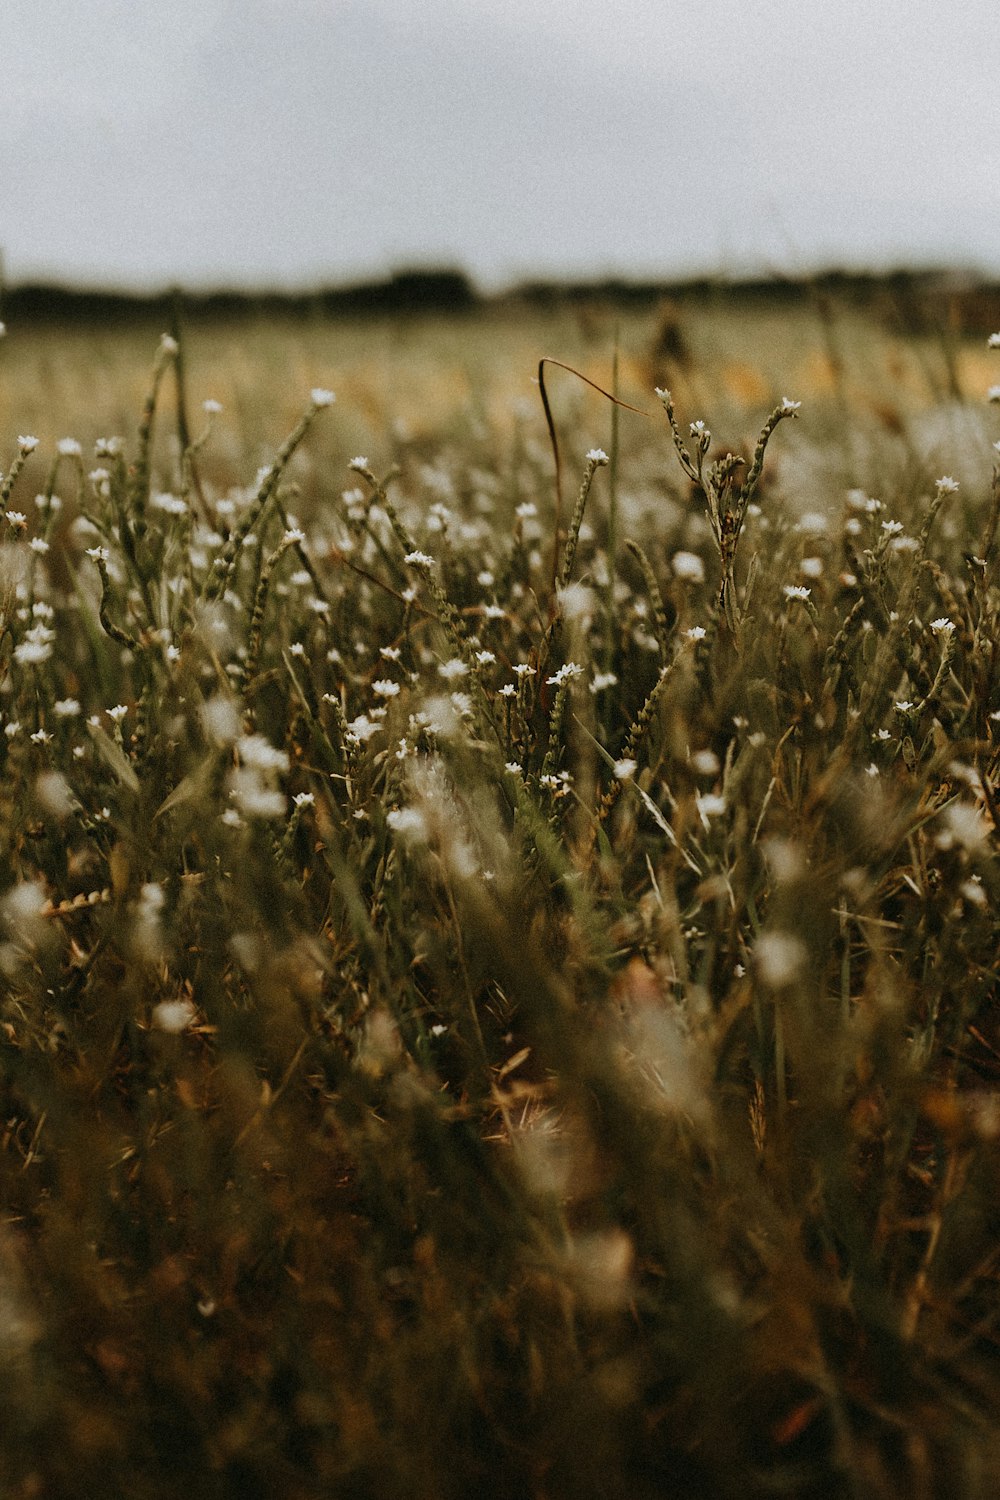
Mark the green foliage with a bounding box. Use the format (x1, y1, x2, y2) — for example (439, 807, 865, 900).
(0, 321, 999, 1498)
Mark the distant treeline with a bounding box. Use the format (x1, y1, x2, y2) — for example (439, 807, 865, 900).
(2, 265, 998, 333)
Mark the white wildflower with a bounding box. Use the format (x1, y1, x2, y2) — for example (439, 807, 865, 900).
(237, 733, 290, 772)
(386, 806, 427, 839)
(586, 448, 609, 463)
(28, 537, 49, 554)
(754, 931, 807, 988)
(783, 585, 811, 601)
(613, 758, 637, 780)
(57, 438, 82, 459)
(929, 617, 955, 635)
(404, 549, 434, 568)
(438, 657, 468, 681)
(372, 678, 401, 698)
(17, 436, 39, 455)
(152, 999, 196, 1034)
(780, 396, 801, 413)
(671, 550, 705, 584)
(310, 387, 335, 408)
(53, 698, 81, 718)
(696, 792, 727, 821)
(685, 625, 707, 641)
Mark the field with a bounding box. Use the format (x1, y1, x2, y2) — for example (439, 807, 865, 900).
(1, 286, 1000, 1498)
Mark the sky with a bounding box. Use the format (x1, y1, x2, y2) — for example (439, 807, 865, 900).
(1, 0, 998, 291)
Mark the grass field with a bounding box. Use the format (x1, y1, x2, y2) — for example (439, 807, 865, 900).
(1, 289, 999, 1498)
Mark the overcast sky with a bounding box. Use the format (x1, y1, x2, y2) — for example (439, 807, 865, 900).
(1, 0, 997, 290)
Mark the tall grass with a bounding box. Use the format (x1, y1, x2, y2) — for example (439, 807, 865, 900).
(0, 318, 999, 1498)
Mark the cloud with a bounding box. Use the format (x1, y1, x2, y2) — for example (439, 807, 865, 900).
(1, 0, 997, 287)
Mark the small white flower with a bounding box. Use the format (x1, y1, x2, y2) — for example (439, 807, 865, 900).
(513, 663, 536, 678)
(151, 491, 187, 515)
(5, 511, 27, 529)
(988, 333, 1000, 349)
(288, 641, 306, 658)
(438, 657, 468, 681)
(29, 537, 49, 554)
(546, 661, 584, 687)
(783, 585, 811, 601)
(348, 456, 370, 471)
(403, 549, 434, 568)
(894, 700, 914, 713)
(57, 438, 82, 459)
(800, 556, 824, 579)
(586, 447, 609, 463)
(17, 435, 39, 455)
(685, 625, 707, 641)
(671, 550, 705, 584)
(930, 617, 955, 635)
(372, 678, 401, 698)
(881, 520, 903, 536)
(477, 570, 494, 587)
(696, 792, 727, 820)
(283, 527, 306, 546)
(935, 476, 959, 494)
(613, 758, 637, 780)
(514, 502, 537, 520)
(386, 806, 427, 838)
(3, 721, 20, 738)
(85, 545, 110, 563)
(590, 670, 618, 693)
(54, 698, 81, 718)
(754, 931, 807, 987)
(475, 650, 496, 665)
(498, 683, 516, 698)
(106, 704, 128, 722)
(13, 637, 52, 665)
(152, 999, 196, 1034)
(691, 749, 720, 777)
(203, 398, 223, 414)
(292, 791, 315, 808)
(988, 386, 1000, 403)
(159, 334, 179, 356)
(29, 728, 52, 745)
(796, 511, 828, 534)
(780, 396, 801, 414)
(689, 420, 707, 436)
(310, 387, 335, 408)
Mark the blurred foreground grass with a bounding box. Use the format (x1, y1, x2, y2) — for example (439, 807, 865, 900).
(0, 293, 999, 1497)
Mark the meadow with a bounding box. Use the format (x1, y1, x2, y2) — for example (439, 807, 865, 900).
(0, 285, 999, 1497)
